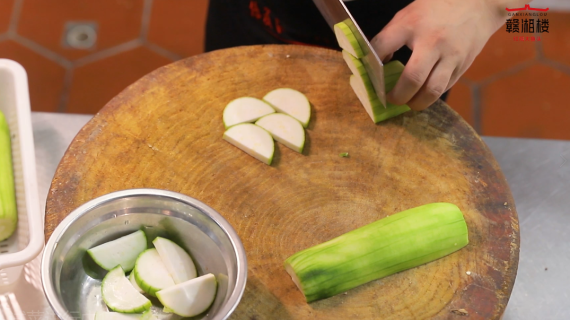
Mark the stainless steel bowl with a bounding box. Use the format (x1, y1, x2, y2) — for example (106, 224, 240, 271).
(41, 189, 247, 320)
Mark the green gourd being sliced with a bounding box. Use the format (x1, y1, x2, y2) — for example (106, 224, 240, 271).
(156, 273, 218, 317)
(223, 97, 275, 128)
(343, 50, 410, 123)
(334, 21, 364, 58)
(283, 203, 469, 302)
(0, 111, 17, 242)
(262, 88, 311, 128)
(133, 248, 175, 297)
(88, 230, 147, 272)
(223, 123, 274, 165)
(153, 237, 197, 284)
(101, 266, 151, 313)
(255, 113, 305, 153)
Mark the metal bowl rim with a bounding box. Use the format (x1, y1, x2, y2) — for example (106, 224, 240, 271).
(41, 188, 247, 320)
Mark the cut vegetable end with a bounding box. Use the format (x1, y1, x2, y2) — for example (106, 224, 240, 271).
(153, 237, 197, 284)
(262, 88, 311, 128)
(156, 273, 218, 317)
(350, 75, 410, 123)
(223, 97, 276, 128)
(334, 22, 363, 58)
(0, 111, 17, 242)
(284, 203, 469, 302)
(255, 113, 305, 153)
(101, 266, 151, 313)
(223, 123, 275, 165)
(134, 249, 175, 297)
(129, 272, 144, 293)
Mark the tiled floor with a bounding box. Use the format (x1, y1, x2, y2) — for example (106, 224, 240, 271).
(0, 1, 568, 140)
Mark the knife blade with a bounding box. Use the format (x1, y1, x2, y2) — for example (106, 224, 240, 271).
(313, 0, 387, 108)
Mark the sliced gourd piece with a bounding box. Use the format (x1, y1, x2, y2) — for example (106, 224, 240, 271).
(255, 113, 305, 153)
(153, 237, 197, 284)
(334, 21, 364, 58)
(140, 310, 157, 320)
(343, 51, 410, 123)
(134, 249, 175, 297)
(156, 273, 217, 318)
(284, 203, 469, 302)
(101, 266, 151, 313)
(223, 97, 275, 128)
(129, 272, 144, 294)
(88, 230, 147, 272)
(262, 88, 311, 128)
(94, 311, 142, 320)
(223, 123, 274, 165)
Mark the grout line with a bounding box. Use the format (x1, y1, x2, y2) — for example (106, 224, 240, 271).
(140, 0, 154, 40)
(540, 58, 570, 77)
(478, 59, 536, 87)
(7, 0, 24, 35)
(471, 84, 482, 134)
(13, 34, 72, 68)
(73, 39, 142, 67)
(57, 68, 74, 113)
(144, 41, 182, 61)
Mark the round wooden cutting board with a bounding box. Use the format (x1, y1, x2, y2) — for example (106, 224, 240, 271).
(45, 45, 519, 319)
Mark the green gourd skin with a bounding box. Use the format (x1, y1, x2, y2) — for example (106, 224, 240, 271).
(284, 203, 469, 302)
(0, 111, 17, 242)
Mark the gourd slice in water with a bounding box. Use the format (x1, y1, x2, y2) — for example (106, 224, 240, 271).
(101, 266, 151, 313)
(88, 230, 147, 272)
(255, 113, 305, 153)
(334, 21, 364, 58)
(129, 271, 144, 293)
(223, 123, 274, 165)
(223, 97, 275, 128)
(153, 237, 197, 284)
(156, 273, 217, 318)
(284, 203, 469, 302)
(262, 88, 311, 128)
(134, 249, 175, 297)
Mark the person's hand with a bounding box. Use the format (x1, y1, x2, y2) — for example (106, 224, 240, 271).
(371, 0, 518, 111)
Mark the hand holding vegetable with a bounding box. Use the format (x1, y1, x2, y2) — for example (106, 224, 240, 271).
(371, 0, 526, 110)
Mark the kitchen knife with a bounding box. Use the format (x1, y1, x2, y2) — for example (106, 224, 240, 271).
(313, 0, 387, 108)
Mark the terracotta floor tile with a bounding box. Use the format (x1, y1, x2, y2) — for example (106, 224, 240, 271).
(463, 28, 537, 82)
(541, 12, 570, 67)
(446, 80, 474, 127)
(18, 0, 144, 60)
(0, 0, 14, 33)
(481, 63, 570, 140)
(0, 40, 65, 112)
(67, 46, 172, 114)
(148, 0, 209, 57)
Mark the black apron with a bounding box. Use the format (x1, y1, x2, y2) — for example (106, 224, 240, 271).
(205, 0, 449, 101)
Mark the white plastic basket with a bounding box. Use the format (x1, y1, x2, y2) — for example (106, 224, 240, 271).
(0, 59, 43, 286)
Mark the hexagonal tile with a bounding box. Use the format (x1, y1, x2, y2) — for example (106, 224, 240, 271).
(67, 46, 172, 114)
(17, 0, 144, 60)
(462, 28, 537, 82)
(446, 80, 474, 127)
(0, 0, 14, 33)
(0, 40, 66, 112)
(147, 0, 209, 57)
(542, 12, 570, 67)
(481, 63, 570, 140)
